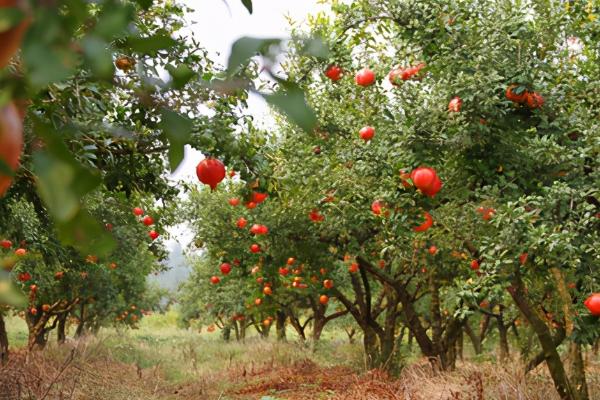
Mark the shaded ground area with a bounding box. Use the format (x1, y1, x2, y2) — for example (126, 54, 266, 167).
(3, 341, 597, 400)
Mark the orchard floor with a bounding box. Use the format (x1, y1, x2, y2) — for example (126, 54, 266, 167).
(2, 314, 599, 400)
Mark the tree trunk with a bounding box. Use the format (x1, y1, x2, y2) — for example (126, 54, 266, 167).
(0, 313, 8, 365)
(345, 326, 356, 344)
(509, 278, 580, 400)
(57, 313, 67, 344)
(222, 324, 231, 341)
(569, 343, 589, 400)
(457, 327, 464, 361)
(363, 326, 380, 369)
(239, 321, 247, 340)
(496, 314, 510, 361)
(233, 320, 240, 341)
(464, 321, 482, 354)
(276, 311, 286, 341)
(75, 303, 86, 338)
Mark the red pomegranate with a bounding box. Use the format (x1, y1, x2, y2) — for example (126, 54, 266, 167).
(142, 215, 154, 226)
(251, 192, 268, 204)
(470, 260, 480, 270)
(584, 294, 600, 316)
(525, 92, 544, 109)
(0, 0, 29, 68)
(210, 276, 220, 284)
(220, 263, 231, 275)
(413, 212, 433, 232)
(228, 198, 240, 206)
(250, 244, 261, 253)
(355, 68, 376, 86)
(325, 65, 343, 81)
(448, 96, 462, 112)
(319, 295, 329, 305)
(236, 217, 248, 229)
(148, 230, 159, 240)
(359, 126, 375, 141)
(0, 239, 11, 248)
(196, 158, 226, 190)
(133, 207, 144, 216)
(411, 167, 436, 191)
(0, 103, 23, 197)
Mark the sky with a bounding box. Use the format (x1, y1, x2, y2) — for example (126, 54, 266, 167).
(154, 0, 329, 286)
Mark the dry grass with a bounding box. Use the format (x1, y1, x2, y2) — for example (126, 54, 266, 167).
(2, 315, 599, 400)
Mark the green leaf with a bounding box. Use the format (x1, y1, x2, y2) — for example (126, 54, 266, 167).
(56, 210, 115, 257)
(82, 35, 115, 80)
(94, 4, 134, 40)
(166, 63, 196, 89)
(23, 43, 74, 87)
(227, 36, 281, 75)
(32, 118, 101, 222)
(261, 83, 317, 133)
(241, 0, 253, 14)
(126, 35, 177, 55)
(0, 8, 24, 33)
(135, 0, 153, 9)
(160, 109, 193, 171)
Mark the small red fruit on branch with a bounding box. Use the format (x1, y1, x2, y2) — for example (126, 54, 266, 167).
(196, 158, 226, 190)
(413, 212, 433, 232)
(236, 217, 248, 229)
(448, 96, 462, 112)
(309, 209, 324, 222)
(388, 63, 425, 86)
(148, 230, 159, 240)
(359, 126, 375, 141)
(210, 276, 220, 285)
(348, 263, 359, 273)
(323, 279, 334, 289)
(319, 295, 329, 305)
(250, 224, 269, 235)
(410, 167, 442, 197)
(142, 216, 154, 226)
(470, 260, 480, 270)
(250, 244, 261, 253)
(17, 272, 31, 282)
(428, 246, 438, 255)
(325, 65, 343, 81)
(263, 286, 272, 296)
(228, 198, 240, 206)
(1, 239, 12, 248)
(251, 192, 268, 204)
(220, 263, 231, 275)
(519, 253, 528, 265)
(133, 207, 144, 216)
(355, 68, 376, 86)
(584, 293, 600, 316)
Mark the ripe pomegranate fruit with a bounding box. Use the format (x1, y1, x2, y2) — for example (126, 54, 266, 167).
(263, 286, 272, 296)
(325, 65, 343, 81)
(413, 212, 433, 232)
(0, 0, 29, 68)
(245, 201, 257, 209)
(254, 298, 262, 306)
(323, 279, 333, 289)
(148, 230, 159, 240)
(250, 224, 268, 235)
(319, 295, 329, 305)
(42, 304, 50, 312)
(14, 248, 26, 256)
(287, 257, 295, 265)
(109, 262, 117, 270)
(584, 293, 600, 316)
(525, 92, 544, 109)
(210, 276, 220, 284)
(309, 209, 324, 222)
(0, 239, 12, 248)
(348, 263, 359, 273)
(519, 253, 528, 265)
(411, 167, 436, 191)
(115, 56, 136, 71)
(17, 271, 30, 282)
(196, 158, 226, 190)
(236, 217, 248, 229)
(448, 96, 462, 112)
(470, 260, 480, 270)
(355, 68, 376, 86)
(133, 207, 144, 216)
(220, 263, 231, 275)
(228, 198, 240, 206)
(428, 245, 438, 255)
(251, 192, 268, 204)
(279, 267, 289, 276)
(359, 126, 375, 141)
(142, 215, 154, 226)
(421, 175, 443, 198)
(30, 307, 37, 315)
(505, 84, 528, 103)
(0, 102, 23, 197)
(371, 200, 384, 215)
(250, 244, 261, 253)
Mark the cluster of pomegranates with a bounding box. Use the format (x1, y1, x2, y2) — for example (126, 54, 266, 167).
(132, 207, 159, 240)
(505, 84, 544, 109)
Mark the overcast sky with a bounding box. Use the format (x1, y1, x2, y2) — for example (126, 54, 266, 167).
(163, 0, 328, 251)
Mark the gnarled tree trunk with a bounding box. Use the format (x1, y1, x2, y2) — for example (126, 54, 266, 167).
(0, 313, 8, 365)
